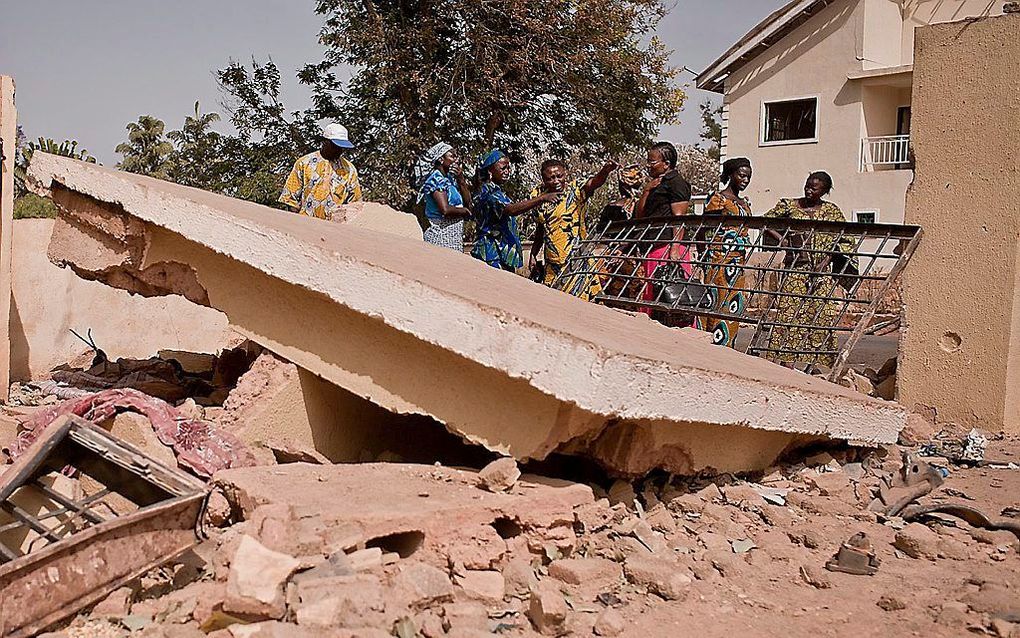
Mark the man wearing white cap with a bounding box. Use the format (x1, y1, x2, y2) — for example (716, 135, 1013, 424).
(279, 123, 362, 220)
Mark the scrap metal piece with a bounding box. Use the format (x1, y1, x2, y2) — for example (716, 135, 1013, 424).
(0, 414, 208, 637)
(869, 452, 945, 516)
(900, 502, 1020, 544)
(825, 532, 880, 575)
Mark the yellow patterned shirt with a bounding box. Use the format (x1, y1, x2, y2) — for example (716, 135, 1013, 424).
(279, 152, 362, 220)
(530, 181, 590, 282)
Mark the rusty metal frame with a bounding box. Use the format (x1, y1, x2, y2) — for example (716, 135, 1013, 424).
(554, 213, 922, 380)
(0, 414, 208, 637)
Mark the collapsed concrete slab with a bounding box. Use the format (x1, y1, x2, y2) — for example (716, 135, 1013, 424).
(28, 154, 906, 475)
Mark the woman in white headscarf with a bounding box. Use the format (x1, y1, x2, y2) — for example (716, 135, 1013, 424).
(416, 142, 472, 251)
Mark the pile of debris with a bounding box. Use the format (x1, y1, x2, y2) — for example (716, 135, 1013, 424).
(13, 431, 1016, 638)
(836, 357, 898, 401)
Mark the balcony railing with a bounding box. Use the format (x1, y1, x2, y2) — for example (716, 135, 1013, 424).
(860, 135, 911, 171)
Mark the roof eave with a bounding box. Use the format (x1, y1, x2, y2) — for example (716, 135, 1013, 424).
(696, 0, 835, 94)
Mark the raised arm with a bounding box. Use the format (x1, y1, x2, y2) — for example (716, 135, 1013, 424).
(452, 164, 473, 213)
(633, 177, 661, 219)
(582, 160, 620, 198)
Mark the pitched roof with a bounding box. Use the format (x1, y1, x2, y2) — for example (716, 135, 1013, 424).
(696, 0, 838, 93)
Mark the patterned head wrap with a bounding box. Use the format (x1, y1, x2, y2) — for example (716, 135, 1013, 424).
(476, 149, 507, 181)
(618, 164, 643, 199)
(415, 142, 454, 203)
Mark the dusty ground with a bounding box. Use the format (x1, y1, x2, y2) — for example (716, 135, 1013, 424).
(35, 432, 1019, 638)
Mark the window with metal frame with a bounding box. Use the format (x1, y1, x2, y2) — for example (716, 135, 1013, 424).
(762, 97, 818, 144)
(854, 210, 878, 224)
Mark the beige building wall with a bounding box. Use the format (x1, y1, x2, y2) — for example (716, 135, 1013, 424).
(862, 0, 905, 69)
(899, 13, 1020, 432)
(720, 0, 1002, 224)
(10, 219, 231, 380)
(901, 0, 1005, 62)
(723, 0, 912, 222)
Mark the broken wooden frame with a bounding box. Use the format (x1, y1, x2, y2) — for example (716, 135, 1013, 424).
(553, 214, 922, 380)
(0, 414, 208, 637)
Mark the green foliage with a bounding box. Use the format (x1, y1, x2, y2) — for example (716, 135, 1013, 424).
(13, 193, 57, 219)
(112, 101, 293, 208)
(14, 131, 97, 197)
(115, 115, 174, 179)
(699, 100, 723, 161)
(166, 102, 226, 190)
(217, 0, 685, 206)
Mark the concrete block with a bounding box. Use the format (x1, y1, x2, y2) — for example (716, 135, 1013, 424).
(29, 154, 908, 474)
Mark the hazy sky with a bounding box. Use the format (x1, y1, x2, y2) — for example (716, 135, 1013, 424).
(0, 0, 786, 165)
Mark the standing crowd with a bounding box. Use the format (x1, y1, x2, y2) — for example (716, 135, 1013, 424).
(280, 123, 854, 364)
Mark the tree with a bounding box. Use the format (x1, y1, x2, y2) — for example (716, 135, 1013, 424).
(166, 102, 227, 190)
(218, 0, 686, 205)
(14, 133, 97, 197)
(214, 60, 316, 206)
(699, 100, 723, 161)
(677, 144, 719, 195)
(115, 115, 174, 179)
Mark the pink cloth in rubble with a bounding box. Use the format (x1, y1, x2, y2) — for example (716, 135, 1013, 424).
(8, 388, 256, 479)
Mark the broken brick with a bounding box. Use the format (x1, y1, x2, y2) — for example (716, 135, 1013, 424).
(455, 570, 505, 602)
(893, 524, 940, 560)
(527, 582, 568, 635)
(477, 457, 520, 493)
(392, 562, 454, 609)
(223, 535, 300, 620)
(623, 555, 692, 601)
(547, 558, 622, 587)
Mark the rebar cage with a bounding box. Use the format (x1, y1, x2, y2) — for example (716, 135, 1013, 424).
(553, 214, 922, 380)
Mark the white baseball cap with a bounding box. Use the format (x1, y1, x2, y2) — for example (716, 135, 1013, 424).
(322, 123, 354, 149)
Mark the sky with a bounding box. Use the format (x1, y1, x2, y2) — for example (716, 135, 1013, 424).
(0, 0, 786, 165)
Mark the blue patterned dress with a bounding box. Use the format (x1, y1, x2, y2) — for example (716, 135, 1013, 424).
(421, 169, 466, 251)
(471, 182, 523, 271)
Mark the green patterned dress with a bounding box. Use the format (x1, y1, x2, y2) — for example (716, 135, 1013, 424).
(763, 199, 854, 367)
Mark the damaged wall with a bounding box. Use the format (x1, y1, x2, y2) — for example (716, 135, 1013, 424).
(10, 219, 231, 380)
(27, 154, 908, 475)
(899, 12, 1020, 432)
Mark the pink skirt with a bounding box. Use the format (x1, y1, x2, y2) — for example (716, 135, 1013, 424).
(640, 244, 694, 324)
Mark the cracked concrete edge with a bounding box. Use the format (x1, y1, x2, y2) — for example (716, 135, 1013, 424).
(29, 153, 906, 444)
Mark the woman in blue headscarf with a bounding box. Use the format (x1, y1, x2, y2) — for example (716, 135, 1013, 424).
(472, 149, 560, 271)
(416, 142, 472, 252)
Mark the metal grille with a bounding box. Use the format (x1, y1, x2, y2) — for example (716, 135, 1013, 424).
(0, 417, 205, 563)
(553, 214, 921, 380)
(0, 415, 208, 637)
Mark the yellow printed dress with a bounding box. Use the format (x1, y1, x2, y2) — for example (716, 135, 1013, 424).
(763, 198, 853, 367)
(279, 152, 362, 220)
(530, 181, 601, 300)
(699, 193, 753, 347)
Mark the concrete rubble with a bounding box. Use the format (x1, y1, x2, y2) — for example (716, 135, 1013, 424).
(21, 439, 1020, 637)
(27, 153, 907, 477)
